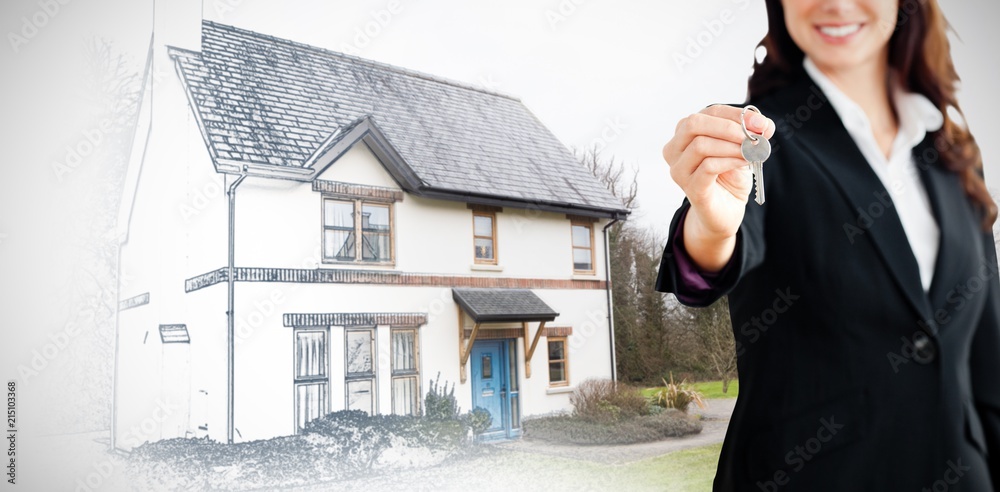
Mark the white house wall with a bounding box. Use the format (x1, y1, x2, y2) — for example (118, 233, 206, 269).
(234, 141, 608, 279)
(181, 283, 228, 444)
(117, 61, 617, 447)
(115, 302, 164, 448)
(225, 281, 612, 442)
(114, 39, 230, 450)
(314, 143, 400, 189)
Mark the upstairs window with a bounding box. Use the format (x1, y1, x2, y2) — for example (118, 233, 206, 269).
(324, 200, 355, 261)
(473, 211, 497, 264)
(323, 198, 393, 264)
(361, 203, 391, 262)
(571, 222, 595, 274)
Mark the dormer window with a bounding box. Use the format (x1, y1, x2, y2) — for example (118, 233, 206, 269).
(360, 204, 391, 262)
(323, 197, 394, 264)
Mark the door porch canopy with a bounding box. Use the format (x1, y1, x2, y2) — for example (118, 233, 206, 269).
(452, 288, 559, 383)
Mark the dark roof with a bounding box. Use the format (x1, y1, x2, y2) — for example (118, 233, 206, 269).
(169, 21, 629, 218)
(452, 288, 559, 323)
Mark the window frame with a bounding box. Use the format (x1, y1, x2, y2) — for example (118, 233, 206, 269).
(547, 336, 569, 387)
(344, 327, 378, 415)
(390, 326, 421, 416)
(472, 210, 498, 265)
(570, 222, 596, 275)
(321, 196, 395, 266)
(292, 328, 330, 432)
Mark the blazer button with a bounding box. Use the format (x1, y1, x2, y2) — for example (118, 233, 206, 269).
(912, 332, 937, 364)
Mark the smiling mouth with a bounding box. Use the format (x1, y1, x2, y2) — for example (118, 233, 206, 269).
(816, 23, 864, 38)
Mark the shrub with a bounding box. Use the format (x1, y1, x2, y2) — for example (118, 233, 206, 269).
(424, 373, 460, 420)
(523, 410, 702, 445)
(653, 373, 707, 413)
(127, 409, 476, 490)
(303, 410, 466, 454)
(570, 378, 649, 423)
(127, 434, 343, 490)
(462, 407, 493, 435)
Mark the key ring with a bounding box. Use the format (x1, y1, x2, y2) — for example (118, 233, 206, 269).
(742, 105, 762, 143)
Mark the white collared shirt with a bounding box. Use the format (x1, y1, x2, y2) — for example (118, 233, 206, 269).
(803, 56, 943, 292)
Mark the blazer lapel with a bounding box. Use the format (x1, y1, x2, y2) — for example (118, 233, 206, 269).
(917, 137, 980, 319)
(777, 76, 935, 327)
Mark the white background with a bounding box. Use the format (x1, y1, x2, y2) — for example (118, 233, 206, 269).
(0, 0, 998, 487)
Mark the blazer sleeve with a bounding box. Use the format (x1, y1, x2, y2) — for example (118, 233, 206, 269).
(970, 230, 1000, 479)
(653, 195, 767, 307)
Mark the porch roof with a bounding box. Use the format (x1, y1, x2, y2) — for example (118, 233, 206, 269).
(452, 288, 558, 323)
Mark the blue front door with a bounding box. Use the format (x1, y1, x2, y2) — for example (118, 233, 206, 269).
(470, 340, 513, 439)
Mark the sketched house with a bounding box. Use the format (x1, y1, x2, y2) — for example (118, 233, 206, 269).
(112, 3, 629, 450)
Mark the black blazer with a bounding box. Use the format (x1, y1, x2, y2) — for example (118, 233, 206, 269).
(655, 71, 1000, 491)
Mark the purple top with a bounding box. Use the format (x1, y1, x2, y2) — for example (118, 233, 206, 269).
(671, 206, 737, 305)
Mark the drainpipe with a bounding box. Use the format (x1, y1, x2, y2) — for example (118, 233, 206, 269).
(603, 215, 621, 382)
(226, 167, 248, 445)
(110, 243, 124, 451)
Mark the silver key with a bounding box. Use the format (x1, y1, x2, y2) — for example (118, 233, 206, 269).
(741, 136, 770, 205)
(740, 105, 771, 205)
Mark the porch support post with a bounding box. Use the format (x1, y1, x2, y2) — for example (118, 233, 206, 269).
(523, 320, 547, 379)
(522, 322, 530, 377)
(460, 322, 482, 383)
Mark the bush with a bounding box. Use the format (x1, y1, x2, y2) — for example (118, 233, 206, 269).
(523, 410, 702, 445)
(462, 407, 493, 435)
(304, 410, 467, 455)
(127, 410, 473, 491)
(653, 373, 707, 413)
(127, 434, 343, 491)
(424, 373, 460, 420)
(570, 378, 650, 423)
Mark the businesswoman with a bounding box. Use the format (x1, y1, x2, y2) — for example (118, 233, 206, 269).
(656, 0, 1000, 490)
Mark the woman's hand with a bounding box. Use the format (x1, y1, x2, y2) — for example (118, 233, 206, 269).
(663, 105, 775, 272)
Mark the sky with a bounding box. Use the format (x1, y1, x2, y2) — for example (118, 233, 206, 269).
(0, 0, 999, 487)
(2, 0, 999, 234)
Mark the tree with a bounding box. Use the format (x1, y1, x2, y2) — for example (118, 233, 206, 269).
(42, 37, 141, 432)
(578, 146, 675, 382)
(687, 298, 737, 393)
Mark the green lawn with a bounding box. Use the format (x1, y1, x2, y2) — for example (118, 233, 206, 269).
(621, 442, 722, 491)
(318, 442, 724, 491)
(643, 380, 738, 400)
(691, 380, 738, 399)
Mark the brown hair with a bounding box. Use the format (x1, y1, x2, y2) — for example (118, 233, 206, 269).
(749, 0, 997, 230)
